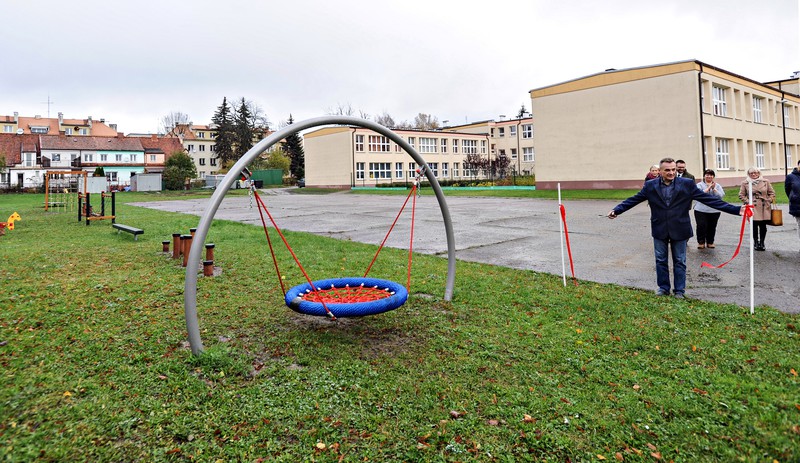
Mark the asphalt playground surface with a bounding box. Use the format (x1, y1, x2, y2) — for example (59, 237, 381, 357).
(132, 189, 800, 314)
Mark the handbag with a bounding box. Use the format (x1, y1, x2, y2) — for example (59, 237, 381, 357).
(769, 201, 783, 226)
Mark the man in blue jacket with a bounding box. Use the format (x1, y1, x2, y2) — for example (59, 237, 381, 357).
(607, 157, 744, 298)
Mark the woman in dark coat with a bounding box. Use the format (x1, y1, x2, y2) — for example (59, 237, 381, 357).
(785, 160, 800, 248)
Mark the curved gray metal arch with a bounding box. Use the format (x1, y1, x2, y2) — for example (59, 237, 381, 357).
(184, 116, 456, 355)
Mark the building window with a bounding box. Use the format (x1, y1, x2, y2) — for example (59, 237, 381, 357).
(510, 126, 517, 137)
(210, 145, 216, 152)
(24, 153, 34, 166)
(50, 153, 61, 162)
(754, 142, 765, 168)
(368, 162, 391, 179)
(481, 140, 487, 154)
(199, 145, 205, 151)
(453, 162, 460, 177)
(523, 147, 534, 162)
(753, 97, 763, 123)
(116, 154, 123, 162)
(80, 128, 88, 135)
(198, 132, 205, 138)
(368, 135, 390, 152)
(429, 162, 439, 177)
(442, 162, 449, 178)
(408, 137, 415, 149)
(100, 154, 108, 162)
(210, 158, 217, 166)
(199, 158, 206, 165)
(452, 139, 458, 153)
(355, 134, 364, 151)
(712, 86, 727, 116)
(407, 162, 416, 178)
(3, 125, 12, 133)
(463, 139, 477, 154)
(522, 124, 532, 139)
(31, 126, 48, 134)
(65, 128, 73, 135)
(395, 162, 404, 178)
(419, 137, 437, 153)
(510, 148, 517, 159)
(356, 162, 365, 180)
(150, 155, 157, 162)
(106, 172, 118, 182)
(188, 144, 195, 152)
(784, 105, 791, 128)
(498, 127, 505, 137)
(441, 139, 447, 153)
(84, 154, 93, 162)
(715, 138, 730, 169)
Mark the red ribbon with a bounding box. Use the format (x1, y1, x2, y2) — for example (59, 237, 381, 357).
(701, 205, 753, 269)
(559, 204, 578, 286)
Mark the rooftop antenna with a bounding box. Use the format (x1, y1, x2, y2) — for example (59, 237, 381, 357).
(41, 94, 55, 118)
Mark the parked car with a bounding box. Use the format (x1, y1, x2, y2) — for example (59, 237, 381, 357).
(297, 178, 305, 188)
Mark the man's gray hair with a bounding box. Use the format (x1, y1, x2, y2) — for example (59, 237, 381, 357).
(660, 157, 676, 165)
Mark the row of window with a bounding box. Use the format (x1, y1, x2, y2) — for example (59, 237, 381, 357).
(355, 162, 488, 180)
(2, 125, 89, 135)
(496, 147, 535, 162)
(187, 144, 215, 152)
(490, 124, 533, 138)
(709, 84, 792, 126)
(713, 138, 793, 170)
(198, 157, 218, 166)
(354, 135, 489, 155)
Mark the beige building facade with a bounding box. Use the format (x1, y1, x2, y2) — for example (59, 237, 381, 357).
(303, 126, 492, 188)
(530, 60, 800, 189)
(445, 117, 535, 176)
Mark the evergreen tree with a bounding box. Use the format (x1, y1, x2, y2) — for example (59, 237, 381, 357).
(281, 114, 305, 180)
(212, 97, 235, 167)
(234, 97, 254, 159)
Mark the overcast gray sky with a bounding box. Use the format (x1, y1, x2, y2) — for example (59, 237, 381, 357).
(3, 0, 798, 133)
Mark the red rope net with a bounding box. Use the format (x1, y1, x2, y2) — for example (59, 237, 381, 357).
(300, 285, 394, 304)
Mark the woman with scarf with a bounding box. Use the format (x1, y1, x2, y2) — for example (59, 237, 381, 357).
(738, 167, 776, 251)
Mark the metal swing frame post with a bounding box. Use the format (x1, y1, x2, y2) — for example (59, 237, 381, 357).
(184, 116, 457, 355)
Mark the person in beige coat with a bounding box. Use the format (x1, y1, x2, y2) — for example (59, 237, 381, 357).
(739, 167, 776, 251)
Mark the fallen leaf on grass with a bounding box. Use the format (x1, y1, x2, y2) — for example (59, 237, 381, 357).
(650, 451, 662, 460)
(632, 384, 641, 391)
(597, 455, 606, 460)
(615, 452, 624, 461)
(791, 368, 797, 377)
(450, 410, 465, 419)
(315, 442, 326, 450)
(646, 443, 657, 451)
(486, 419, 499, 426)
(523, 414, 536, 423)
(692, 388, 708, 396)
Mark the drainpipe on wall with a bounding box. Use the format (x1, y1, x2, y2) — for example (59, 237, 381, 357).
(697, 63, 707, 172)
(350, 127, 356, 188)
(779, 83, 788, 177)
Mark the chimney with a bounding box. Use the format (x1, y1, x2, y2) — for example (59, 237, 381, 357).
(88, 116, 92, 127)
(13, 111, 18, 122)
(100, 118, 105, 123)
(58, 112, 63, 124)
(151, 134, 158, 140)
(110, 123, 117, 131)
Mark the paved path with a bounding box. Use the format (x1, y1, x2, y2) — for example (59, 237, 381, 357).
(133, 191, 799, 314)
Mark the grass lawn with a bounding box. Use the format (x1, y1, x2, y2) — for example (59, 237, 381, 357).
(1, 191, 798, 462)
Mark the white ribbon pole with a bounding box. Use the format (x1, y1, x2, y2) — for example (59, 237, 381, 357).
(558, 183, 567, 287)
(748, 178, 754, 314)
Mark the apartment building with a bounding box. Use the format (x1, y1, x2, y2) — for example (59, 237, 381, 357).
(168, 124, 271, 179)
(445, 116, 535, 175)
(303, 126, 492, 188)
(0, 112, 118, 136)
(530, 60, 800, 189)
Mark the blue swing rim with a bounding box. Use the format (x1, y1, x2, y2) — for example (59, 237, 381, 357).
(285, 277, 409, 317)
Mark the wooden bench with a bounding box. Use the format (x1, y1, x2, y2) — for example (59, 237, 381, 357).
(112, 223, 144, 240)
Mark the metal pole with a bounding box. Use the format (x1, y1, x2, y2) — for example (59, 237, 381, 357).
(558, 183, 566, 286)
(748, 178, 754, 314)
(184, 116, 457, 355)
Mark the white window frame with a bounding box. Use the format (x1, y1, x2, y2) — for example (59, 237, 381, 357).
(84, 153, 93, 162)
(100, 154, 108, 162)
(452, 139, 458, 154)
(355, 134, 364, 152)
(453, 162, 460, 177)
(65, 128, 73, 135)
(753, 97, 763, 123)
(498, 127, 505, 137)
(356, 162, 365, 180)
(509, 126, 517, 137)
(368, 162, 391, 179)
(522, 124, 532, 139)
(419, 137, 437, 154)
(368, 135, 390, 152)
(754, 142, 765, 168)
(441, 139, 447, 153)
(3, 125, 12, 133)
(523, 147, 534, 162)
(712, 86, 727, 117)
(428, 162, 439, 177)
(463, 139, 477, 155)
(407, 162, 416, 178)
(715, 138, 730, 169)
(442, 162, 449, 178)
(395, 162, 404, 179)
(784, 105, 791, 128)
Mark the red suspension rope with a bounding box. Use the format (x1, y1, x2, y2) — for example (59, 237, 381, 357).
(362, 183, 418, 284)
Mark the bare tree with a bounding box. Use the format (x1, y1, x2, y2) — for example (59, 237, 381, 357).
(326, 102, 355, 116)
(160, 111, 191, 135)
(374, 111, 396, 128)
(413, 113, 440, 130)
